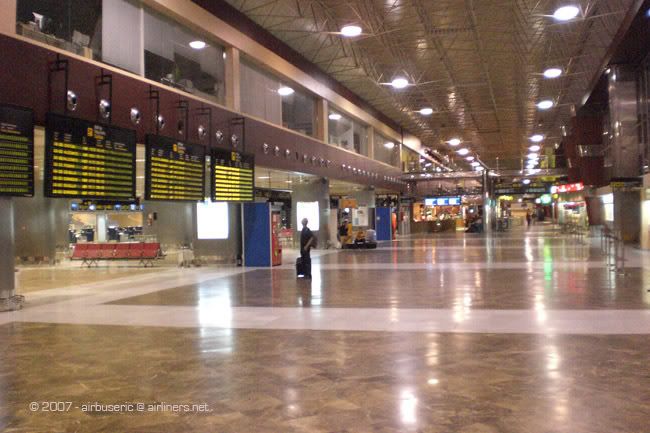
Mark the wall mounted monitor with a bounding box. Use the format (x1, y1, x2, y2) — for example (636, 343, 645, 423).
(44, 114, 136, 200)
(145, 135, 206, 201)
(211, 148, 254, 202)
(0, 105, 34, 197)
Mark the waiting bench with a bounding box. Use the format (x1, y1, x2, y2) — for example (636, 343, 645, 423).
(71, 243, 163, 267)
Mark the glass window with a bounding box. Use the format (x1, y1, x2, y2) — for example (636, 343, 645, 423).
(17, 0, 102, 59)
(373, 131, 400, 167)
(144, 7, 225, 104)
(240, 61, 315, 136)
(401, 147, 420, 172)
(328, 108, 368, 155)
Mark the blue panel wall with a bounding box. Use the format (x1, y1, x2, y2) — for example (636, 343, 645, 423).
(243, 202, 271, 267)
(376, 207, 392, 241)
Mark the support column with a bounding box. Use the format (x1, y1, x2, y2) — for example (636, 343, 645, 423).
(291, 178, 331, 247)
(367, 126, 375, 159)
(315, 99, 328, 142)
(0, 197, 18, 310)
(0, 0, 16, 35)
(224, 47, 241, 112)
(482, 170, 493, 233)
(608, 65, 641, 242)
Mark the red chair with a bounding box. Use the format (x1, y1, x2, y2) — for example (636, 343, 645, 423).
(71, 243, 88, 260)
(83, 244, 102, 267)
(113, 243, 130, 259)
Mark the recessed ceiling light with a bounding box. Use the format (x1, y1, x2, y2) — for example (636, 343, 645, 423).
(278, 86, 294, 96)
(537, 99, 554, 110)
(457, 148, 469, 156)
(522, 178, 531, 185)
(419, 107, 434, 115)
(384, 142, 395, 149)
(340, 25, 362, 37)
(543, 68, 562, 79)
(553, 5, 580, 21)
(189, 40, 206, 50)
(529, 144, 541, 152)
(448, 138, 461, 146)
(530, 134, 544, 142)
(328, 113, 342, 120)
(471, 161, 480, 167)
(391, 77, 409, 89)
(466, 156, 475, 161)
(528, 152, 539, 159)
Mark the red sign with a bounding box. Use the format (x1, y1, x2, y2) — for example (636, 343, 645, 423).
(551, 182, 584, 194)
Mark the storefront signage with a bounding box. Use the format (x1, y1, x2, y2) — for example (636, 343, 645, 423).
(44, 114, 136, 200)
(550, 182, 583, 194)
(610, 177, 641, 190)
(0, 105, 34, 197)
(540, 194, 552, 205)
(425, 196, 461, 206)
(340, 198, 358, 209)
(71, 200, 143, 211)
(211, 148, 254, 202)
(495, 181, 550, 195)
(145, 135, 205, 201)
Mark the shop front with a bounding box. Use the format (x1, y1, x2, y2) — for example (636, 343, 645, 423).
(411, 196, 477, 233)
(553, 182, 588, 228)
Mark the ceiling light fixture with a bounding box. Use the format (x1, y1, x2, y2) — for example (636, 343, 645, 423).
(419, 107, 434, 115)
(466, 156, 475, 161)
(189, 40, 207, 50)
(529, 144, 541, 152)
(528, 153, 539, 159)
(543, 68, 562, 79)
(278, 86, 294, 96)
(328, 113, 342, 120)
(553, 5, 580, 21)
(391, 77, 409, 89)
(537, 99, 554, 110)
(340, 25, 362, 37)
(448, 138, 461, 146)
(384, 142, 395, 149)
(522, 178, 531, 185)
(530, 134, 544, 142)
(457, 148, 469, 156)
(471, 161, 480, 167)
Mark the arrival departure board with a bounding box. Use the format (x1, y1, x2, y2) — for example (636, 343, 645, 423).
(211, 148, 254, 202)
(0, 105, 34, 197)
(44, 114, 136, 200)
(145, 135, 206, 201)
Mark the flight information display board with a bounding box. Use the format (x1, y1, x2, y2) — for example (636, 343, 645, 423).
(0, 105, 34, 197)
(145, 135, 206, 201)
(44, 114, 136, 200)
(211, 148, 254, 202)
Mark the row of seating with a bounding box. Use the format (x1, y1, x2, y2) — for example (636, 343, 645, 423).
(71, 243, 162, 267)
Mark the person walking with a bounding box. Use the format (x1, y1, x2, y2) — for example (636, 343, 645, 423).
(526, 210, 532, 227)
(299, 218, 315, 279)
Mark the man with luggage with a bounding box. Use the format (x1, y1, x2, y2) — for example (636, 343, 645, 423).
(299, 218, 315, 279)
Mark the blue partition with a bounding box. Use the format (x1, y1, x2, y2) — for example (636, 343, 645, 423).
(376, 207, 392, 241)
(243, 202, 271, 267)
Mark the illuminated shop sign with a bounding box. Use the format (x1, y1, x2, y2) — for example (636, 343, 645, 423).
(550, 182, 584, 194)
(424, 196, 461, 206)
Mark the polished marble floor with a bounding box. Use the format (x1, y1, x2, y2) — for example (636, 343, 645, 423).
(2, 225, 650, 432)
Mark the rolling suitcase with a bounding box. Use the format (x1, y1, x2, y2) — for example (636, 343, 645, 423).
(295, 257, 304, 277)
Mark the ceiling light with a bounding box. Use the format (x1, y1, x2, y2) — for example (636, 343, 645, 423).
(466, 156, 475, 161)
(529, 144, 541, 152)
(522, 178, 531, 185)
(553, 5, 580, 21)
(340, 25, 362, 37)
(537, 99, 554, 110)
(448, 138, 461, 146)
(528, 152, 539, 159)
(543, 68, 562, 79)
(189, 40, 206, 49)
(530, 134, 544, 142)
(328, 113, 342, 120)
(384, 142, 395, 149)
(391, 77, 409, 89)
(471, 161, 480, 167)
(278, 86, 294, 96)
(457, 148, 469, 156)
(419, 107, 433, 115)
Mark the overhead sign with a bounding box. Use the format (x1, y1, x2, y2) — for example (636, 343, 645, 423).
(550, 182, 584, 194)
(425, 196, 461, 206)
(44, 114, 136, 200)
(340, 198, 358, 209)
(145, 135, 205, 201)
(211, 148, 254, 202)
(0, 105, 34, 197)
(495, 181, 550, 195)
(610, 177, 641, 190)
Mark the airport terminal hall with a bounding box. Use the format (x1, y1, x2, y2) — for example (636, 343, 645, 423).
(3, 0, 650, 432)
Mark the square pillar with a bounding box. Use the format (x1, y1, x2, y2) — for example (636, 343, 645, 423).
(315, 98, 328, 142)
(225, 46, 241, 112)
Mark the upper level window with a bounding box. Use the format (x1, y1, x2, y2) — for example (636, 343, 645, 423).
(17, 0, 102, 59)
(328, 108, 368, 155)
(240, 60, 315, 137)
(402, 147, 420, 172)
(373, 131, 400, 167)
(144, 8, 225, 104)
